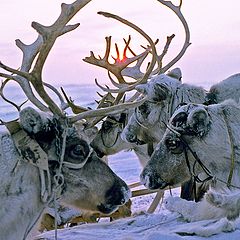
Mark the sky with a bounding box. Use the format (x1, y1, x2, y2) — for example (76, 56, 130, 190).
(0, 0, 240, 89)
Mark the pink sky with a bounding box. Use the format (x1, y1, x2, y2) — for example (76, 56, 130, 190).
(0, 0, 240, 88)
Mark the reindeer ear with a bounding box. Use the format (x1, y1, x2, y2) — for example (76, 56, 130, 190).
(167, 67, 182, 81)
(151, 83, 168, 101)
(186, 107, 210, 137)
(19, 107, 52, 134)
(135, 84, 148, 95)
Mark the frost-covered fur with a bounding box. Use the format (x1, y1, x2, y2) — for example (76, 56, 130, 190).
(122, 69, 206, 144)
(173, 217, 236, 237)
(165, 188, 240, 236)
(0, 107, 131, 240)
(208, 73, 240, 104)
(165, 188, 240, 222)
(122, 72, 240, 201)
(122, 71, 240, 145)
(141, 100, 240, 226)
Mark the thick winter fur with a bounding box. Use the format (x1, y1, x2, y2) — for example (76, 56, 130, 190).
(122, 71, 206, 144)
(122, 72, 240, 145)
(0, 107, 131, 240)
(164, 188, 240, 236)
(207, 73, 240, 104)
(122, 72, 240, 201)
(141, 100, 240, 225)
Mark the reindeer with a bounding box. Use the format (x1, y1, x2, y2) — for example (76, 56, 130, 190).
(122, 71, 240, 145)
(0, 109, 132, 240)
(141, 100, 240, 226)
(0, 1, 155, 239)
(111, 1, 240, 202)
(120, 69, 240, 202)
(82, 0, 190, 214)
(89, 0, 202, 202)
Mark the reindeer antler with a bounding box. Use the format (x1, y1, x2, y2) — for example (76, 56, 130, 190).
(84, 35, 149, 85)
(0, 0, 191, 125)
(0, 0, 92, 117)
(86, 11, 157, 95)
(158, 0, 191, 73)
(1, 1, 152, 124)
(88, 1, 190, 95)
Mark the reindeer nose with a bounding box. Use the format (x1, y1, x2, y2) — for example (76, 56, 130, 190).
(125, 133, 138, 143)
(106, 179, 131, 206)
(140, 168, 168, 190)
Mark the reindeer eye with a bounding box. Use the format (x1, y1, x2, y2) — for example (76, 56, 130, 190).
(165, 138, 184, 154)
(138, 102, 150, 116)
(70, 144, 85, 159)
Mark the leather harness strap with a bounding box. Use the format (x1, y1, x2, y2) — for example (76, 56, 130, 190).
(222, 108, 236, 187)
(5, 120, 51, 202)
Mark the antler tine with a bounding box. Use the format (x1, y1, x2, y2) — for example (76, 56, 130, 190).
(0, 69, 49, 112)
(123, 36, 137, 56)
(69, 96, 148, 123)
(93, 12, 157, 94)
(122, 35, 132, 59)
(0, 79, 28, 112)
(43, 83, 68, 111)
(0, 0, 93, 117)
(157, 0, 191, 73)
(113, 43, 121, 62)
(61, 87, 89, 114)
(13, 36, 50, 112)
(149, 34, 175, 75)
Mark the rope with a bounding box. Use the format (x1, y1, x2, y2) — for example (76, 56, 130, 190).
(53, 123, 68, 240)
(134, 108, 149, 130)
(222, 109, 236, 187)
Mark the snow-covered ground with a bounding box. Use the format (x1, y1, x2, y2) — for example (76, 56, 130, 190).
(36, 214, 240, 240)
(35, 151, 240, 240)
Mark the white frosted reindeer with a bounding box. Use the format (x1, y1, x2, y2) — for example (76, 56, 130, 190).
(0, 1, 148, 239)
(141, 100, 240, 236)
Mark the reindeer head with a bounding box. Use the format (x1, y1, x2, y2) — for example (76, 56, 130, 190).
(18, 106, 131, 214)
(90, 112, 132, 157)
(121, 70, 182, 144)
(139, 102, 240, 191)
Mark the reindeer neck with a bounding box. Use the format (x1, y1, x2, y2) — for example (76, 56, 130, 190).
(0, 133, 46, 240)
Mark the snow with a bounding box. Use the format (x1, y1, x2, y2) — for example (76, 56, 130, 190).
(35, 209, 240, 240)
